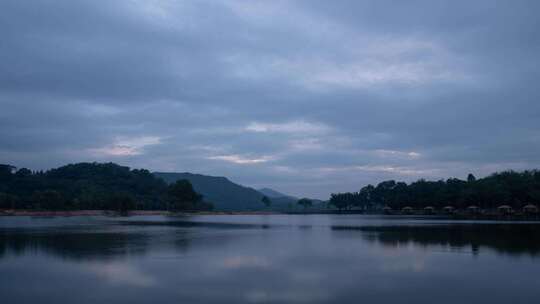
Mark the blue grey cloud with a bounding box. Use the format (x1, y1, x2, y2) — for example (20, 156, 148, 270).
(1, 0, 539, 198)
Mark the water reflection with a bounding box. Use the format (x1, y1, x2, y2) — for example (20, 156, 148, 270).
(2, 216, 540, 304)
(0, 228, 151, 260)
(83, 262, 158, 287)
(332, 224, 540, 257)
(3, 218, 540, 261)
(120, 218, 274, 230)
(0, 218, 261, 261)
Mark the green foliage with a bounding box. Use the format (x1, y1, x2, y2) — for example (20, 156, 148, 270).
(155, 172, 266, 210)
(0, 162, 208, 212)
(0, 164, 16, 186)
(330, 170, 540, 211)
(167, 179, 203, 211)
(107, 192, 137, 214)
(0, 192, 18, 209)
(261, 196, 271, 207)
(31, 190, 65, 210)
(329, 193, 355, 210)
(297, 198, 313, 209)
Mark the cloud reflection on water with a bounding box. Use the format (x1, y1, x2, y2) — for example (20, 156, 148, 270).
(84, 262, 157, 287)
(2, 216, 540, 304)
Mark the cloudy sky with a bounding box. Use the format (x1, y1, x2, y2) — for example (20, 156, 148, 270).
(1, 0, 539, 199)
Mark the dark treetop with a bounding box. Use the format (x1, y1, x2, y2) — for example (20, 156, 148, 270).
(329, 171, 540, 211)
(0, 162, 212, 212)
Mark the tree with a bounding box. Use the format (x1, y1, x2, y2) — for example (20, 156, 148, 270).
(3, 161, 540, 213)
(297, 198, 313, 209)
(0, 164, 15, 182)
(196, 201, 214, 211)
(329, 193, 355, 211)
(261, 196, 272, 208)
(15, 168, 32, 178)
(328, 169, 540, 211)
(0, 192, 17, 209)
(167, 179, 202, 211)
(390, 182, 409, 209)
(373, 180, 397, 206)
(358, 185, 375, 210)
(107, 192, 136, 215)
(31, 190, 65, 210)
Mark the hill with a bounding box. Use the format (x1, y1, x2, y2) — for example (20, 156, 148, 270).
(1, 162, 175, 210)
(154, 172, 265, 210)
(258, 188, 297, 200)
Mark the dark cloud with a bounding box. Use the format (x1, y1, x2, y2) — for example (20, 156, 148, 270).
(1, 0, 539, 199)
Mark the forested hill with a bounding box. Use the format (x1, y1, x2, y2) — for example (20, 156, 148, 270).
(258, 188, 297, 200)
(1, 162, 296, 211)
(154, 172, 265, 210)
(6, 162, 539, 213)
(0, 162, 211, 211)
(329, 171, 540, 211)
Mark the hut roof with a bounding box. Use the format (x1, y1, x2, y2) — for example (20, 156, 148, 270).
(523, 204, 538, 209)
(443, 206, 454, 209)
(382, 206, 392, 210)
(424, 206, 435, 210)
(497, 205, 512, 209)
(402, 206, 413, 210)
(467, 205, 479, 209)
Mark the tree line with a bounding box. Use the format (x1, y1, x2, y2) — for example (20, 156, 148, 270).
(260, 196, 315, 210)
(329, 171, 540, 211)
(0, 162, 213, 212)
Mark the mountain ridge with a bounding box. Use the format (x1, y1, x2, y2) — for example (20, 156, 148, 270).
(258, 188, 297, 200)
(154, 172, 265, 210)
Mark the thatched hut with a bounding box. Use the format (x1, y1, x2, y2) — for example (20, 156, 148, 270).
(401, 206, 413, 215)
(497, 205, 513, 215)
(523, 204, 538, 214)
(423, 206, 435, 215)
(466, 205, 480, 214)
(442, 206, 455, 214)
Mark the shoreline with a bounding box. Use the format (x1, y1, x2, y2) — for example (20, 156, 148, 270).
(0, 210, 280, 217)
(1, 209, 539, 221)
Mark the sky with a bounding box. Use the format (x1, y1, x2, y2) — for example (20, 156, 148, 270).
(1, 0, 540, 199)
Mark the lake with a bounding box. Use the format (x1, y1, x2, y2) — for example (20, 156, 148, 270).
(1, 215, 540, 304)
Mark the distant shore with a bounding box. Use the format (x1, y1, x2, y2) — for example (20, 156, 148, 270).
(0, 210, 280, 217)
(2, 209, 540, 221)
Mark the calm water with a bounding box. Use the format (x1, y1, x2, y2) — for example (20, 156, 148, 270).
(1, 215, 540, 304)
